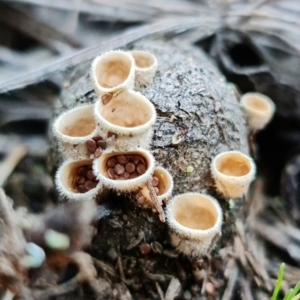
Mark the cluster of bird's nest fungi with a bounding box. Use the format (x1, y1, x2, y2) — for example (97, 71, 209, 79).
(53, 49, 276, 258)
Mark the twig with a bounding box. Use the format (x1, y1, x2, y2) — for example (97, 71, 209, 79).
(31, 276, 79, 300)
(155, 282, 165, 300)
(233, 236, 248, 271)
(117, 252, 125, 283)
(92, 258, 118, 279)
(146, 179, 165, 222)
(2, 290, 15, 300)
(0, 144, 27, 187)
(201, 271, 208, 295)
(222, 264, 238, 300)
(244, 251, 272, 292)
(165, 277, 181, 300)
(241, 276, 254, 300)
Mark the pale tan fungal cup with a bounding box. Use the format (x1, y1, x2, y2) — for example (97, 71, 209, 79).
(53, 105, 99, 160)
(93, 149, 155, 192)
(166, 193, 222, 257)
(137, 166, 174, 207)
(240, 92, 275, 130)
(91, 50, 135, 97)
(129, 50, 157, 87)
(211, 150, 256, 199)
(94, 89, 156, 151)
(56, 159, 102, 201)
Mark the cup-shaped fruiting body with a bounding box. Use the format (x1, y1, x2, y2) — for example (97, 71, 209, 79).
(166, 193, 222, 257)
(53, 105, 105, 160)
(211, 151, 256, 199)
(56, 159, 102, 201)
(129, 50, 157, 87)
(94, 89, 156, 151)
(137, 166, 174, 207)
(240, 92, 275, 130)
(93, 149, 155, 192)
(91, 50, 135, 97)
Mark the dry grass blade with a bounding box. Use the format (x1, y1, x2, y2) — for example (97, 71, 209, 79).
(0, 145, 27, 187)
(6, 0, 155, 22)
(6, 0, 207, 20)
(0, 3, 81, 53)
(92, 257, 118, 279)
(30, 276, 79, 300)
(0, 17, 218, 93)
(222, 263, 238, 300)
(165, 277, 181, 300)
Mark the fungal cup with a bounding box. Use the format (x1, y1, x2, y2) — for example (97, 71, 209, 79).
(53, 105, 99, 160)
(94, 90, 156, 150)
(93, 149, 155, 192)
(211, 150, 256, 199)
(137, 166, 174, 207)
(91, 51, 135, 97)
(166, 193, 222, 257)
(241, 92, 275, 130)
(56, 159, 102, 201)
(129, 50, 157, 87)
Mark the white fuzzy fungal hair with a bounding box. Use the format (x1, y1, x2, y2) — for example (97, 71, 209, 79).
(211, 150, 256, 199)
(166, 193, 223, 257)
(241, 92, 275, 131)
(91, 50, 135, 97)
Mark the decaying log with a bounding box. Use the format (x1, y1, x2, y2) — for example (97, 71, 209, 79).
(48, 39, 249, 299)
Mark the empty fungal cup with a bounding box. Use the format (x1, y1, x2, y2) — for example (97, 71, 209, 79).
(56, 159, 102, 201)
(240, 92, 275, 130)
(94, 90, 156, 150)
(129, 50, 157, 87)
(53, 105, 99, 160)
(93, 149, 155, 192)
(91, 50, 135, 97)
(166, 193, 222, 257)
(211, 151, 256, 199)
(137, 166, 174, 207)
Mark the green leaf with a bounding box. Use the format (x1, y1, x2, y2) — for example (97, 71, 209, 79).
(271, 263, 285, 300)
(287, 281, 300, 300)
(283, 289, 294, 300)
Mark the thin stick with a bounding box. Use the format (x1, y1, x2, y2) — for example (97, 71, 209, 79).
(155, 281, 165, 300)
(147, 179, 165, 222)
(0, 145, 27, 187)
(2, 290, 15, 300)
(222, 265, 238, 300)
(117, 253, 125, 283)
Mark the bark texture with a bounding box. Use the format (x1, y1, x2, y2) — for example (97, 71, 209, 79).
(48, 39, 249, 299)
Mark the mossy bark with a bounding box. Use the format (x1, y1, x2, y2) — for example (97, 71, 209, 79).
(48, 39, 249, 299)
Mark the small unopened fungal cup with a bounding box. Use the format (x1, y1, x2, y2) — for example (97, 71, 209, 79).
(137, 166, 174, 207)
(129, 50, 157, 87)
(166, 193, 222, 257)
(240, 92, 275, 130)
(93, 149, 155, 192)
(56, 159, 102, 201)
(91, 50, 135, 97)
(94, 89, 156, 151)
(211, 150, 256, 199)
(53, 105, 102, 160)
